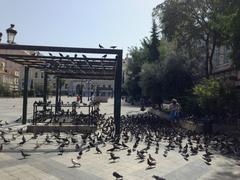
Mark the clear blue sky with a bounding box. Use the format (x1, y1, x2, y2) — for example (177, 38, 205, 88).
(0, 0, 163, 57)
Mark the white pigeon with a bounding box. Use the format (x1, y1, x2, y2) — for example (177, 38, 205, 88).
(71, 158, 81, 167)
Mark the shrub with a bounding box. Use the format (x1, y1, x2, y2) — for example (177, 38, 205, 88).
(193, 78, 240, 117)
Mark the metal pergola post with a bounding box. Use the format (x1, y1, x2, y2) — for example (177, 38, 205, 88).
(87, 80, 90, 101)
(22, 66, 29, 124)
(114, 53, 122, 138)
(43, 72, 48, 111)
(55, 77, 60, 114)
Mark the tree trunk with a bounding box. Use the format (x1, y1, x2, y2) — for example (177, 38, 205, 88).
(205, 34, 210, 78)
(209, 37, 217, 75)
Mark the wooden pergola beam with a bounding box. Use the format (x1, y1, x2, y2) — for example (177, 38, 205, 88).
(0, 44, 122, 54)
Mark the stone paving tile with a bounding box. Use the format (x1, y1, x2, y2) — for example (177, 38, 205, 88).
(0, 153, 14, 161)
(1, 127, 240, 180)
(0, 164, 59, 180)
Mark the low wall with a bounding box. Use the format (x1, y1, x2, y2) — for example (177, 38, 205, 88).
(93, 96, 108, 103)
(212, 124, 240, 136)
(148, 108, 170, 120)
(180, 120, 204, 133)
(27, 125, 97, 133)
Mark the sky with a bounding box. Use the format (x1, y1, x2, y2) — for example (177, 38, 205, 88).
(0, 0, 164, 57)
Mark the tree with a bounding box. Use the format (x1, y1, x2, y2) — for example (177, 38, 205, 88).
(213, 0, 240, 67)
(154, 0, 227, 78)
(139, 62, 163, 104)
(161, 55, 194, 99)
(124, 45, 149, 99)
(149, 19, 160, 62)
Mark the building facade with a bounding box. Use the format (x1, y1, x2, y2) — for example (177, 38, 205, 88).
(0, 59, 20, 91)
(61, 79, 114, 97)
(212, 46, 240, 87)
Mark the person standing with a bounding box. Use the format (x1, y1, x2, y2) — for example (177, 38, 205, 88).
(76, 95, 80, 103)
(169, 99, 181, 123)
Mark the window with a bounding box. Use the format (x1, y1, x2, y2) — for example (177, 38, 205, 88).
(41, 72, 44, 78)
(103, 85, 106, 88)
(223, 47, 229, 64)
(65, 84, 68, 89)
(108, 85, 111, 89)
(214, 47, 220, 65)
(35, 72, 38, 78)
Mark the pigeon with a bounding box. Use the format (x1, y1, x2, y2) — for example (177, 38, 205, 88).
(137, 151, 145, 161)
(0, 144, 3, 152)
(78, 149, 83, 156)
(49, 53, 53, 56)
(149, 154, 156, 162)
(75, 144, 80, 151)
(112, 172, 123, 179)
(127, 149, 131, 156)
(71, 158, 81, 167)
(58, 144, 64, 155)
(18, 128, 23, 135)
(86, 145, 90, 152)
(99, 44, 104, 48)
(147, 158, 156, 167)
(96, 146, 102, 154)
(59, 53, 63, 57)
(107, 146, 116, 152)
(20, 150, 31, 159)
(102, 54, 107, 58)
(82, 54, 87, 59)
(77, 150, 83, 159)
(110, 46, 117, 49)
(122, 141, 129, 149)
(19, 136, 26, 145)
(46, 138, 53, 144)
(3, 136, 10, 144)
(71, 137, 78, 144)
(12, 134, 16, 141)
(109, 153, 120, 161)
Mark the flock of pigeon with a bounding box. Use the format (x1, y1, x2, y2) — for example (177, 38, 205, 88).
(47, 44, 117, 60)
(0, 112, 240, 179)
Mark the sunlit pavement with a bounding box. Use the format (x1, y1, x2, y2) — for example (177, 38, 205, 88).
(0, 97, 239, 179)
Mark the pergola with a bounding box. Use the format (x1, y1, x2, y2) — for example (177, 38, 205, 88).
(0, 44, 122, 135)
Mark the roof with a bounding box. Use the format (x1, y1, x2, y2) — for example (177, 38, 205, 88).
(0, 44, 123, 80)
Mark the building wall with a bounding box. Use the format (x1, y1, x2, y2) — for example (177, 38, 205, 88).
(0, 57, 20, 91)
(212, 46, 240, 87)
(62, 79, 114, 97)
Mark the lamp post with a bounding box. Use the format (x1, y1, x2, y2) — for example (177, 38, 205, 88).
(0, 32, 2, 43)
(6, 24, 17, 44)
